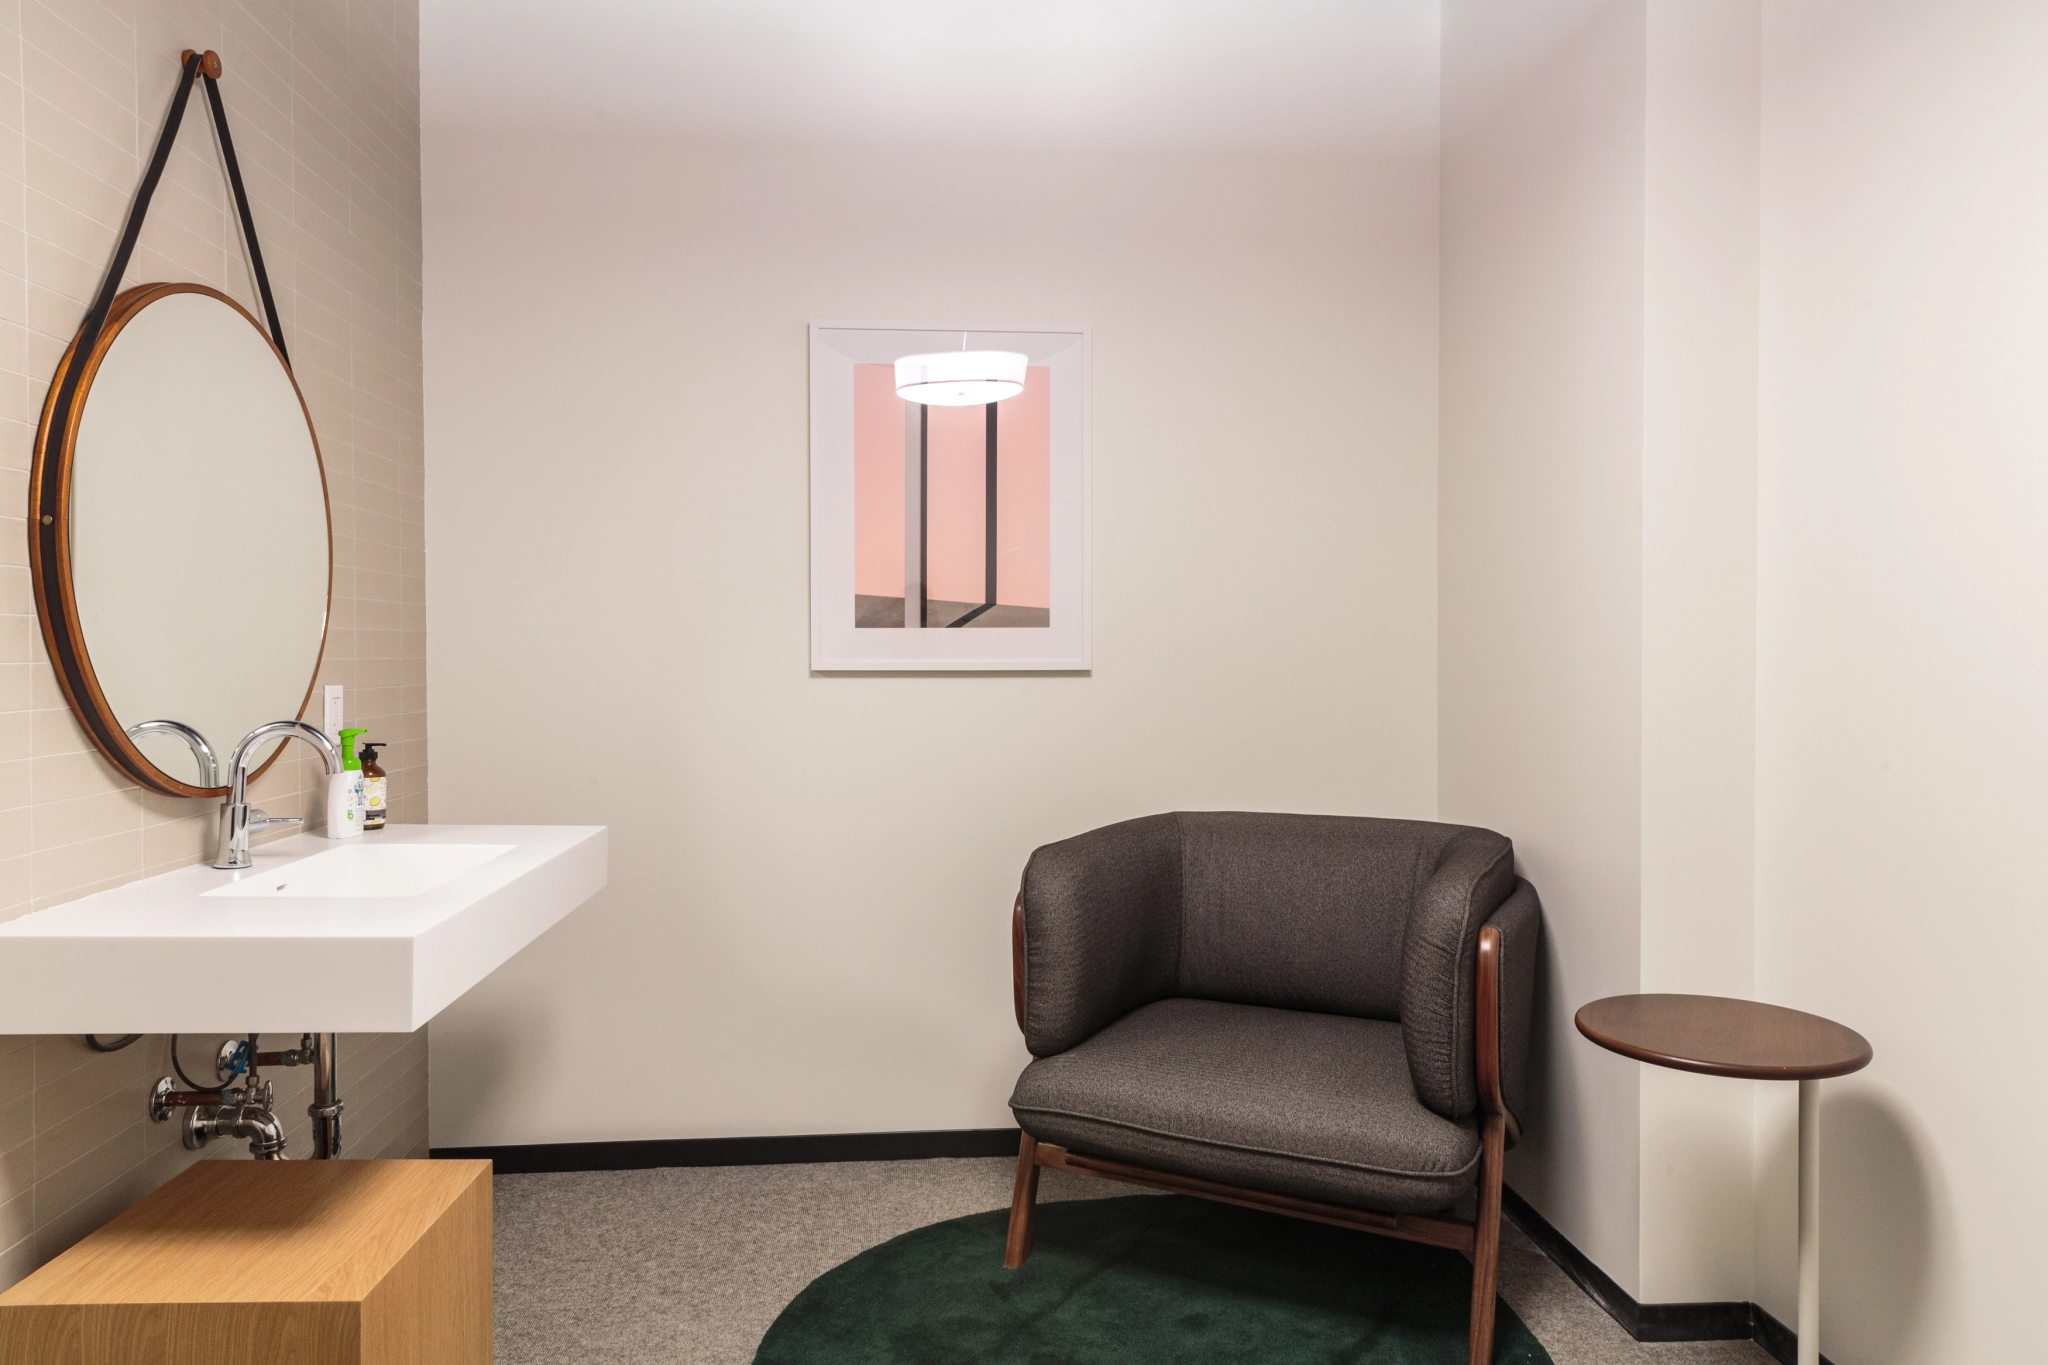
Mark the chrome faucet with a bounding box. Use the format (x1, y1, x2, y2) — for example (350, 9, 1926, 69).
(125, 719, 220, 787)
(214, 720, 342, 869)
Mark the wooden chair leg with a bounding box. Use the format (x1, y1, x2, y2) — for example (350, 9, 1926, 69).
(1467, 1111, 1507, 1365)
(1004, 1130, 1041, 1268)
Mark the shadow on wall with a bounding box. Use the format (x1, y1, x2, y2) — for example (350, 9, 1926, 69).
(1502, 913, 1561, 1194)
(1757, 1087, 1942, 1365)
(428, 991, 562, 1147)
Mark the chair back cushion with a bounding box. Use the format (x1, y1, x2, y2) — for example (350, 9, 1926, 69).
(1177, 813, 1464, 1021)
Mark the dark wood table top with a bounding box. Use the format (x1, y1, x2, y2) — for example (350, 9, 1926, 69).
(1576, 993, 1872, 1081)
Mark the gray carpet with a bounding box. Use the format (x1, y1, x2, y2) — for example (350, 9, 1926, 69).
(492, 1157, 1772, 1365)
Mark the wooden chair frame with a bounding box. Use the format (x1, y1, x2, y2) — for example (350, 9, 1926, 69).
(1005, 901, 1518, 1365)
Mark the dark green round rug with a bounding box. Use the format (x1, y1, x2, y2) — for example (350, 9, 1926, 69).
(754, 1195, 1552, 1364)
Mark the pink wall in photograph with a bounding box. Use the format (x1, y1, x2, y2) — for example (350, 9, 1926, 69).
(852, 364, 1050, 609)
(852, 363, 906, 597)
(997, 368, 1051, 609)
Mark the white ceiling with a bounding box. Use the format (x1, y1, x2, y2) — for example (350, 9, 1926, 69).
(421, 0, 1440, 153)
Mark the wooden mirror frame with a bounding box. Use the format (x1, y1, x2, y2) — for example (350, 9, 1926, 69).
(28, 282, 334, 798)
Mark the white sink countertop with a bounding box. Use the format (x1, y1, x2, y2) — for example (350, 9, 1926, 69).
(0, 824, 605, 1034)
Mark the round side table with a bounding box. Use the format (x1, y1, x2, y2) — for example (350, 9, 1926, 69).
(1576, 994, 1871, 1365)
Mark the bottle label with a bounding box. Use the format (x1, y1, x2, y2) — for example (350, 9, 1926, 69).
(364, 776, 387, 812)
(328, 773, 364, 838)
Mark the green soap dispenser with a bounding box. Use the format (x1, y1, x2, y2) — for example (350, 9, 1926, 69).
(326, 727, 368, 839)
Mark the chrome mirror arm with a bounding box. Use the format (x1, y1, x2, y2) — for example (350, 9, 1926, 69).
(125, 719, 220, 787)
(213, 721, 342, 870)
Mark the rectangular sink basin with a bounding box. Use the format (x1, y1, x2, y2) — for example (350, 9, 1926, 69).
(0, 824, 606, 1033)
(203, 842, 515, 899)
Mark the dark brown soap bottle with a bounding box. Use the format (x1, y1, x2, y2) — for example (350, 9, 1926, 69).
(358, 741, 388, 830)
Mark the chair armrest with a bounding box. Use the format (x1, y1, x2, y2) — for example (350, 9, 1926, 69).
(1400, 829, 1517, 1119)
(1482, 878, 1541, 1132)
(1016, 814, 1183, 1056)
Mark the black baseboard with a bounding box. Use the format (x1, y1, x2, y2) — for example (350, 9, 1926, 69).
(430, 1126, 1024, 1175)
(1501, 1186, 1833, 1365)
(1750, 1302, 1827, 1365)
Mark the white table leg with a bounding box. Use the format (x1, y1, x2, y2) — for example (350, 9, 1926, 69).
(1798, 1077, 1820, 1365)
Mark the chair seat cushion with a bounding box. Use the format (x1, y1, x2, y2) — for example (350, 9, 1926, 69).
(1009, 998, 1480, 1214)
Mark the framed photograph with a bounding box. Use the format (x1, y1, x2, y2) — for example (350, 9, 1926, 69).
(809, 321, 1090, 671)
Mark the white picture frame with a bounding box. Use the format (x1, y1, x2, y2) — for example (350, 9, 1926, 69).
(809, 321, 1091, 671)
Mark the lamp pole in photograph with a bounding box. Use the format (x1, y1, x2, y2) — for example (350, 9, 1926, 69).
(903, 401, 925, 628)
(894, 342, 1027, 628)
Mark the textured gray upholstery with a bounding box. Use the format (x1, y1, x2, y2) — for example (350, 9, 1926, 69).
(1009, 998, 1482, 1213)
(1176, 812, 1467, 1021)
(1399, 828, 1517, 1117)
(1017, 811, 1523, 1119)
(1013, 812, 1540, 1215)
(1018, 814, 1181, 1056)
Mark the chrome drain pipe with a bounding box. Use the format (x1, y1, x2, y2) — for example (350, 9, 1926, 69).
(146, 1030, 343, 1160)
(310, 1031, 343, 1158)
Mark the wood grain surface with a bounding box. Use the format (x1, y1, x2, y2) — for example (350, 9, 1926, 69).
(0, 1159, 490, 1365)
(1576, 993, 1872, 1081)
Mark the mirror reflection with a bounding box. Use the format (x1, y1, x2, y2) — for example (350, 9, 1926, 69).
(51, 285, 330, 793)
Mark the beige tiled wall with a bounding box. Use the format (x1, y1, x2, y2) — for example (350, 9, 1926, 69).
(0, 0, 425, 1287)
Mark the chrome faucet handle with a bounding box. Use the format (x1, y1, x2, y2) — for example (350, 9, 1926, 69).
(246, 810, 303, 836)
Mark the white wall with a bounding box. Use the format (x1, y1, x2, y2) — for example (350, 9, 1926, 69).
(418, 7, 2044, 1354)
(1451, 1, 2046, 1354)
(1442, 0, 1764, 1306)
(1440, 0, 1649, 1296)
(1638, 0, 1760, 1306)
(421, 5, 1444, 1146)
(1753, 3, 2048, 1359)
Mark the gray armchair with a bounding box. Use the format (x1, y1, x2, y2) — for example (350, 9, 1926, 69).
(1003, 812, 1540, 1365)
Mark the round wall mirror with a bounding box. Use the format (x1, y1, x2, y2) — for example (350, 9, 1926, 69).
(30, 283, 331, 797)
